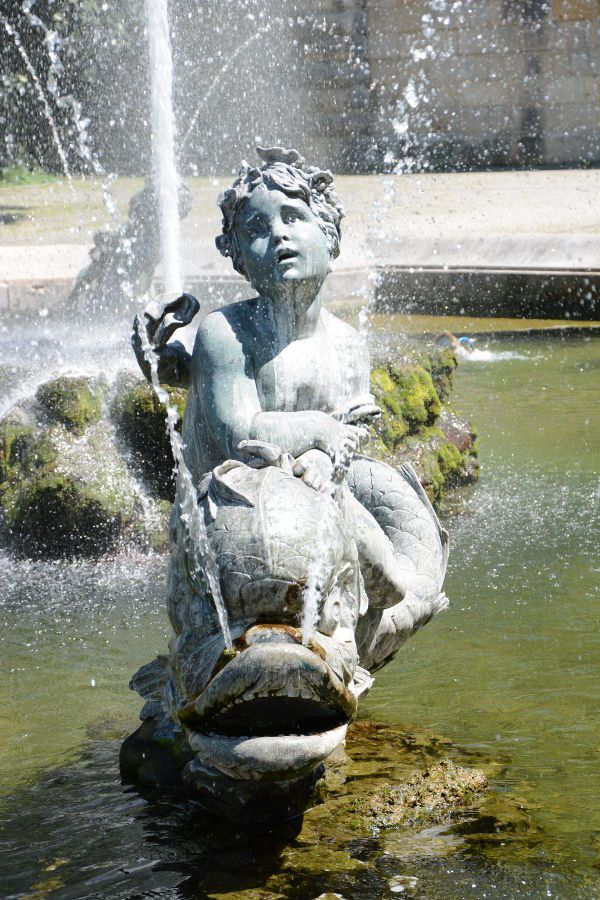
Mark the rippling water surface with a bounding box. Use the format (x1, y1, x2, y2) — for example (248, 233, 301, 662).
(365, 331, 600, 877)
(0, 325, 598, 898)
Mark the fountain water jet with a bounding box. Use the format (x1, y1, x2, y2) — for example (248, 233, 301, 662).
(145, 0, 181, 294)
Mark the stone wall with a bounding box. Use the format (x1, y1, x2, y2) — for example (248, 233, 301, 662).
(303, 0, 599, 171)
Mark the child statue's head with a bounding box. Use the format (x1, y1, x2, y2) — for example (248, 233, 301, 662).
(216, 147, 344, 281)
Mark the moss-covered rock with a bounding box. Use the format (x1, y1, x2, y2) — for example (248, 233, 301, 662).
(356, 759, 488, 830)
(0, 384, 169, 558)
(5, 472, 122, 557)
(110, 372, 187, 500)
(367, 347, 478, 509)
(370, 362, 441, 452)
(421, 346, 458, 403)
(36, 375, 104, 435)
(1, 418, 37, 485)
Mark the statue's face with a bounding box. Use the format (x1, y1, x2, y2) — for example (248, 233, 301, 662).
(236, 184, 330, 294)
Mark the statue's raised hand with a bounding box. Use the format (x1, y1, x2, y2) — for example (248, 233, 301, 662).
(132, 292, 200, 388)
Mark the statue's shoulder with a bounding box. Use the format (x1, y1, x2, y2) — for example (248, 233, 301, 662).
(196, 298, 259, 345)
(320, 308, 367, 350)
(192, 299, 260, 377)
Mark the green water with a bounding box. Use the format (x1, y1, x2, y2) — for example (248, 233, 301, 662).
(0, 330, 599, 897)
(364, 333, 600, 874)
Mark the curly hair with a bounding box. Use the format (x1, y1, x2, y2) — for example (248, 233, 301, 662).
(215, 147, 345, 279)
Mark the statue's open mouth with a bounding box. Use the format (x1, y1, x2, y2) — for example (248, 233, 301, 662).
(177, 641, 356, 781)
(275, 247, 298, 263)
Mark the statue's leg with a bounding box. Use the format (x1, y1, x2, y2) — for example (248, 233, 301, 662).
(338, 484, 407, 608)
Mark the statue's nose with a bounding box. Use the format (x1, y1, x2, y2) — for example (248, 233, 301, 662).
(271, 221, 289, 244)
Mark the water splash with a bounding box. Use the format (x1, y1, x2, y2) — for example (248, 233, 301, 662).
(21, 0, 117, 219)
(145, 0, 181, 295)
(181, 18, 285, 152)
(138, 323, 232, 650)
(459, 348, 535, 362)
(0, 14, 73, 188)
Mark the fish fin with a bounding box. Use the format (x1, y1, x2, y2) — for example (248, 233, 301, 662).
(398, 462, 449, 572)
(433, 591, 450, 614)
(129, 654, 171, 700)
(349, 665, 375, 698)
(211, 460, 256, 507)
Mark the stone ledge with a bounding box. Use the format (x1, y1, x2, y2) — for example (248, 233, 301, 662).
(373, 266, 600, 320)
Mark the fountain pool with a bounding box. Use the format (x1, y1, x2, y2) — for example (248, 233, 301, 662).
(1, 321, 598, 898)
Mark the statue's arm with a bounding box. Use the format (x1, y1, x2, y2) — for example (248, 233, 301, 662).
(131, 293, 200, 389)
(324, 312, 379, 423)
(195, 314, 344, 459)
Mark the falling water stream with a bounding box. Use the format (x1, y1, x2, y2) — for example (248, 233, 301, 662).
(139, 328, 232, 649)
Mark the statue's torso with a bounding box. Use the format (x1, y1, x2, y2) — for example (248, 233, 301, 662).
(183, 302, 368, 480)
(254, 316, 360, 413)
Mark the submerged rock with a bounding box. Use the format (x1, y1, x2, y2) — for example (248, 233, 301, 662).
(358, 759, 488, 830)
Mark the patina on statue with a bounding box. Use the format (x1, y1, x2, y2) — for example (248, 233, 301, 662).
(121, 148, 449, 822)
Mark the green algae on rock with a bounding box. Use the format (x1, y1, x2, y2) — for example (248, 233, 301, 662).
(0, 389, 168, 558)
(370, 363, 441, 450)
(110, 372, 187, 500)
(358, 759, 488, 830)
(367, 347, 478, 508)
(421, 346, 458, 403)
(36, 375, 105, 435)
(247, 718, 542, 898)
(0, 347, 475, 557)
(6, 471, 122, 557)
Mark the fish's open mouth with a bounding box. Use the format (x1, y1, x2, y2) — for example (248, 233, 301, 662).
(201, 695, 348, 738)
(178, 642, 355, 781)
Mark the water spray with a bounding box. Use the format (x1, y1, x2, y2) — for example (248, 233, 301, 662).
(1, 14, 73, 189)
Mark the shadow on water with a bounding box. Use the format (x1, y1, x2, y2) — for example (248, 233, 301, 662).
(0, 724, 598, 900)
(0, 741, 294, 899)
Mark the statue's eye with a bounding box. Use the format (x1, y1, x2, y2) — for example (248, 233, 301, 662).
(283, 211, 301, 224)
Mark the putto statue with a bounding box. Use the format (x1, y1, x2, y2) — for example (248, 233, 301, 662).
(121, 148, 449, 821)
